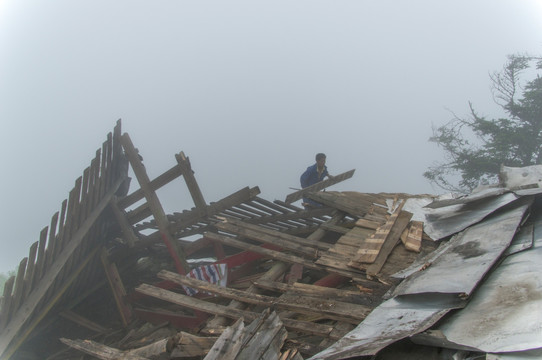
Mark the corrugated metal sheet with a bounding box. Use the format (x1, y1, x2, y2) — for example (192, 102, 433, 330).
(411, 211, 542, 353)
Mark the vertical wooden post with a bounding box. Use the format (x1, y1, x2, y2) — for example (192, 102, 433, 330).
(175, 151, 207, 215)
(120, 133, 189, 274)
(100, 249, 132, 327)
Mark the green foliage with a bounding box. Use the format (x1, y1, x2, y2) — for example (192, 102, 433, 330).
(425, 55, 542, 193)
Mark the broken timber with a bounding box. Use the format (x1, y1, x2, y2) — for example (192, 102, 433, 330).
(284, 169, 355, 204)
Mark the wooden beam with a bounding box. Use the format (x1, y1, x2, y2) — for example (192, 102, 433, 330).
(285, 169, 356, 203)
(135, 284, 339, 339)
(0, 177, 124, 360)
(120, 133, 189, 274)
(100, 249, 132, 327)
(175, 151, 207, 214)
(203, 231, 372, 284)
(366, 210, 413, 277)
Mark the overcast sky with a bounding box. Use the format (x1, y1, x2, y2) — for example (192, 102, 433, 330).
(0, 0, 540, 273)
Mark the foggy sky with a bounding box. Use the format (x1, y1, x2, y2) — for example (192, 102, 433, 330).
(1, 0, 541, 273)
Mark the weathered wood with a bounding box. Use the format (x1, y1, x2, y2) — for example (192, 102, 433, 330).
(349, 201, 405, 265)
(60, 337, 163, 360)
(215, 221, 329, 257)
(170, 332, 218, 357)
(202, 262, 288, 335)
(22, 242, 38, 301)
(203, 231, 369, 283)
(110, 197, 139, 247)
(0, 276, 15, 329)
(10, 258, 27, 313)
(366, 210, 413, 277)
(43, 212, 59, 276)
(307, 191, 389, 217)
(0, 177, 124, 360)
(59, 310, 109, 333)
(355, 218, 384, 229)
(136, 284, 337, 338)
(100, 249, 132, 327)
(176, 151, 207, 214)
(401, 220, 423, 252)
(253, 280, 382, 306)
(285, 169, 356, 203)
(118, 164, 184, 209)
(121, 133, 189, 274)
(204, 318, 245, 360)
(237, 310, 287, 360)
(157, 270, 370, 323)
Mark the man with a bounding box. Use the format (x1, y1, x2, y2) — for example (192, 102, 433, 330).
(300, 153, 333, 207)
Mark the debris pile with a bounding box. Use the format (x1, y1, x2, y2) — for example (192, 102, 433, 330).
(1, 121, 541, 360)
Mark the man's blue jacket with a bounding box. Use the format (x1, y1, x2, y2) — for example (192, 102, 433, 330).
(300, 164, 328, 189)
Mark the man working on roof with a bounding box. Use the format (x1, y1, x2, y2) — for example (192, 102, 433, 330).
(300, 153, 333, 207)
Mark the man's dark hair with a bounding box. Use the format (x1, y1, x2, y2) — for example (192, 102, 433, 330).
(315, 153, 326, 161)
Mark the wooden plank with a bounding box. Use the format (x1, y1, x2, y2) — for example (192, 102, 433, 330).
(307, 191, 389, 217)
(0, 277, 15, 329)
(355, 218, 383, 230)
(110, 197, 139, 247)
(22, 242, 38, 301)
(204, 318, 245, 360)
(401, 220, 423, 252)
(0, 177, 124, 360)
(349, 201, 405, 265)
(132, 186, 261, 247)
(204, 231, 373, 285)
(10, 258, 28, 313)
(215, 221, 328, 258)
(285, 169, 356, 203)
(43, 212, 59, 276)
(202, 262, 288, 335)
(175, 151, 207, 214)
(60, 338, 156, 360)
(170, 332, 218, 358)
(118, 164, 184, 209)
(158, 271, 370, 323)
(121, 133, 189, 274)
(59, 310, 109, 333)
(366, 210, 413, 277)
(135, 284, 336, 338)
(252, 280, 382, 306)
(100, 249, 132, 327)
(238, 310, 287, 360)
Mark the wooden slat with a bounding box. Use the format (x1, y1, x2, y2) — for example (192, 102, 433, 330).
(175, 151, 207, 214)
(307, 191, 389, 218)
(0, 177, 125, 359)
(43, 212, 59, 275)
(157, 270, 370, 323)
(135, 284, 338, 339)
(285, 169, 356, 203)
(202, 262, 289, 335)
(10, 258, 28, 313)
(22, 242, 38, 301)
(0, 276, 15, 329)
(100, 249, 132, 327)
(203, 231, 371, 284)
(349, 201, 405, 265)
(365, 210, 413, 276)
(215, 219, 331, 253)
(121, 133, 189, 274)
(32, 228, 48, 286)
(401, 220, 423, 252)
(118, 164, 184, 210)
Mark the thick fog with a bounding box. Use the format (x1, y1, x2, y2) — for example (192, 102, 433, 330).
(1, 0, 540, 273)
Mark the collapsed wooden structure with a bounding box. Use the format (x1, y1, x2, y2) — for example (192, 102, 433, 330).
(2, 121, 539, 359)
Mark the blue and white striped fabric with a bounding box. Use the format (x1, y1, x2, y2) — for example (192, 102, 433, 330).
(182, 263, 228, 296)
